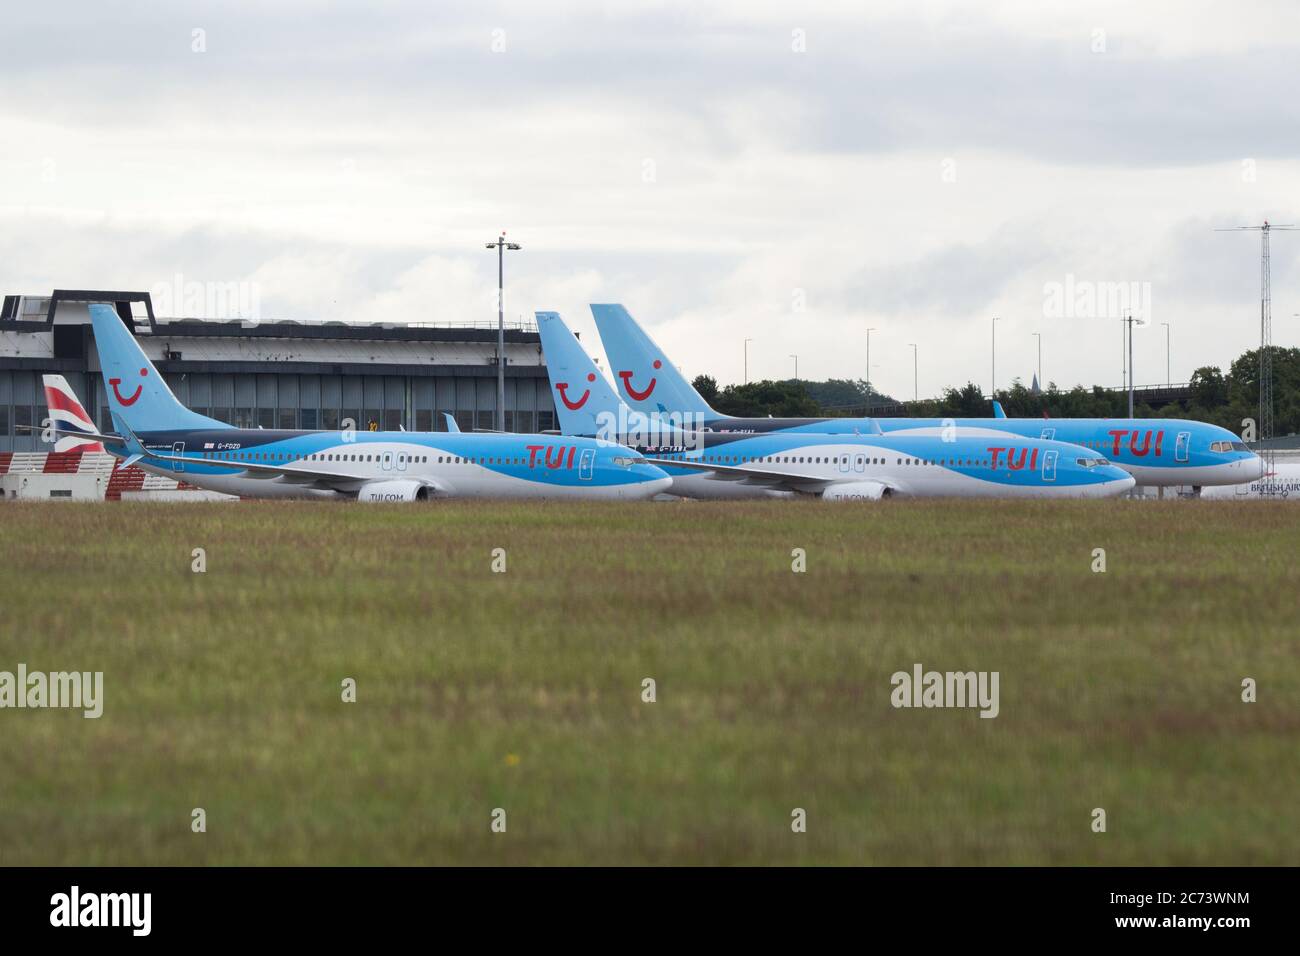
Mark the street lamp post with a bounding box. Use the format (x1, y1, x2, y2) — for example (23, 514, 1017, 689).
(909, 343, 918, 403)
(744, 338, 753, 384)
(789, 354, 799, 381)
(1161, 322, 1170, 387)
(1121, 317, 1126, 394)
(485, 233, 522, 431)
(1126, 311, 1136, 419)
(1032, 332, 1042, 390)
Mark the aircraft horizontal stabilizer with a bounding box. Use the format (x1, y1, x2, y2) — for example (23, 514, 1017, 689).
(16, 424, 127, 446)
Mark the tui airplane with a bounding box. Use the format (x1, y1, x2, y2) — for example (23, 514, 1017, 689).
(60, 303, 672, 502)
(590, 303, 1262, 492)
(537, 311, 1134, 500)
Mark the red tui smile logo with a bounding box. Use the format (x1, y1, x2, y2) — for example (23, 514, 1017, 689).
(109, 367, 148, 406)
(556, 373, 597, 410)
(618, 359, 661, 401)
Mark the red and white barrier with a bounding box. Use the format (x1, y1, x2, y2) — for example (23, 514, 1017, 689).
(0, 451, 215, 501)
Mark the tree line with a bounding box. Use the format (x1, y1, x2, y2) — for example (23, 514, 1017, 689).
(690, 346, 1300, 435)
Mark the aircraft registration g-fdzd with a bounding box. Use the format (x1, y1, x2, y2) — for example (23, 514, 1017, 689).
(68, 303, 672, 502)
(536, 311, 1135, 500)
(590, 303, 1263, 491)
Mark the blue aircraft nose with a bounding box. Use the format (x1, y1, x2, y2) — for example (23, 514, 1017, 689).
(1072, 459, 1135, 497)
(1110, 468, 1136, 492)
(636, 463, 673, 494)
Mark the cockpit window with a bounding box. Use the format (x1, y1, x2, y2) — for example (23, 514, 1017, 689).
(1075, 457, 1109, 468)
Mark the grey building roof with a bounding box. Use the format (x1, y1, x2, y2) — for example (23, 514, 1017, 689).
(0, 290, 550, 378)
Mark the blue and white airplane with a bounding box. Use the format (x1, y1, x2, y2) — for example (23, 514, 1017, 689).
(67, 304, 672, 502)
(538, 311, 1135, 500)
(591, 303, 1262, 490)
(1201, 462, 1300, 500)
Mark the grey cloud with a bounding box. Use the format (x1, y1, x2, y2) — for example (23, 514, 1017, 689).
(4, 4, 1300, 167)
(846, 225, 1059, 318)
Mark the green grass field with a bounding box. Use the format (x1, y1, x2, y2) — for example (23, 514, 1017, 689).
(0, 498, 1296, 866)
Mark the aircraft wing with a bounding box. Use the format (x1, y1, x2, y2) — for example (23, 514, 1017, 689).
(132, 446, 441, 494)
(644, 457, 880, 495)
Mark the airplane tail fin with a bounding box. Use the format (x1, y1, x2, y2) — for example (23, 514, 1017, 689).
(992, 400, 1007, 419)
(589, 304, 721, 418)
(42, 375, 105, 452)
(535, 311, 632, 437)
(89, 304, 232, 433)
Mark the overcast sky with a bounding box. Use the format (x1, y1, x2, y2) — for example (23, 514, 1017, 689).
(3, 1, 1299, 399)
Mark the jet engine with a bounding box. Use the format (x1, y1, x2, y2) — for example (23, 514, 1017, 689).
(821, 481, 892, 501)
(357, 479, 432, 502)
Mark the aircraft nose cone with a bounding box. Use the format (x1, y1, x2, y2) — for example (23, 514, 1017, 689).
(644, 475, 673, 497)
(1103, 472, 1136, 497)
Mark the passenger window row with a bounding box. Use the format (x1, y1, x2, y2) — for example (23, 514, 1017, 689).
(657, 452, 1000, 468)
(201, 451, 435, 464)
(198, 451, 543, 466)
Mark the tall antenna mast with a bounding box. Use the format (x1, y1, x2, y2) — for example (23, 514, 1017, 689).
(1217, 220, 1296, 484)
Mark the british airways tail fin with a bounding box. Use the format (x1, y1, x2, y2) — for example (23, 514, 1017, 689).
(589, 304, 721, 418)
(89, 304, 232, 433)
(536, 311, 631, 437)
(42, 375, 104, 452)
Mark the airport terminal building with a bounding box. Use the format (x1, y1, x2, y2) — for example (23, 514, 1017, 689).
(0, 290, 557, 453)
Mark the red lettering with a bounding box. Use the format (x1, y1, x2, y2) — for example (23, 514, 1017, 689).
(1108, 429, 1127, 457)
(545, 446, 566, 469)
(567, 446, 576, 469)
(526, 444, 544, 468)
(1129, 430, 1152, 457)
(1030, 448, 1039, 471)
(987, 447, 1005, 469)
(1006, 447, 1028, 471)
(1154, 431, 1164, 457)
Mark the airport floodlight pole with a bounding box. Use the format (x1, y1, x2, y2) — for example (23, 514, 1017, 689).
(1161, 322, 1170, 387)
(789, 354, 798, 381)
(744, 338, 753, 384)
(1032, 332, 1042, 389)
(1121, 317, 1126, 394)
(866, 327, 877, 394)
(909, 343, 918, 402)
(1126, 312, 1135, 419)
(485, 233, 522, 431)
